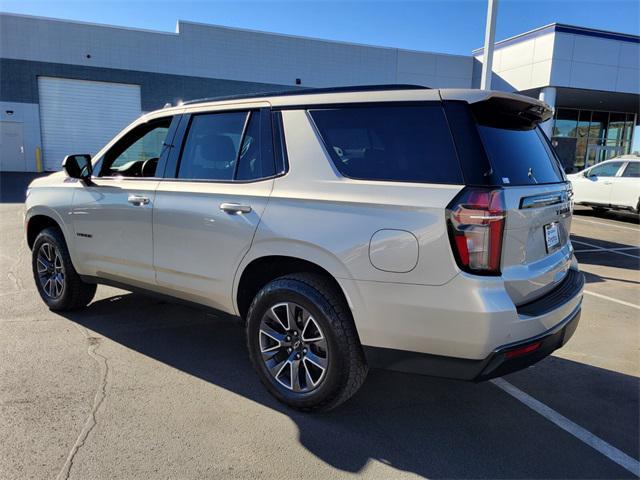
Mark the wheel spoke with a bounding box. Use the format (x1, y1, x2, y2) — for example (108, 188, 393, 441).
(301, 316, 324, 342)
(42, 244, 52, 261)
(55, 276, 64, 296)
(269, 303, 291, 331)
(43, 278, 53, 297)
(266, 356, 287, 377)
(54, 252, 63, 271)
(290, 359, 301, 392)
(304, 350, 327, 370)
(260, 326, 284, 354)
(37, 257, 50, 273)
(260, 324, 286, 345)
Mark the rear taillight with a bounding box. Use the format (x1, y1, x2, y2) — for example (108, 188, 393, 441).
(446, 187, 506, 275)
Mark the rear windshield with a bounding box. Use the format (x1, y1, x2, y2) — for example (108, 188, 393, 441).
(478, 126, 565, 185)
(309, 105, 463, 184)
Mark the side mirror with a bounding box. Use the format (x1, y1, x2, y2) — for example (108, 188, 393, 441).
(62, 154, 93, 182)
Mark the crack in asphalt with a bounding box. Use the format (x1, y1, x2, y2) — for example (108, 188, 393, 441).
(56, 325, 110, 480)
(4, 235, 28, 294)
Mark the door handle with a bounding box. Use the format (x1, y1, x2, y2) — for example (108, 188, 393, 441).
(220, 202, 252, 214)
(128, 194, 150, 206)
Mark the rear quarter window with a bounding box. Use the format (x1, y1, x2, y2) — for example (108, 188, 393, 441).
(309, 105, 463, 184)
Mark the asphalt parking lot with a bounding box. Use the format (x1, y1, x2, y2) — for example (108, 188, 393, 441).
(1, 175, 638, 479)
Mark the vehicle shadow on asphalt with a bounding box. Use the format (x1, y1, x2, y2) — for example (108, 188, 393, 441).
(59, 292, 638, 479)
(573, 208, 639, 225)
(571, 234, 640, 276)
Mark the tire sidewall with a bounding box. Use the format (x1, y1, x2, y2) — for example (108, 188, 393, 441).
(32, 229, 72, 310)
(247, 279, 347, 409)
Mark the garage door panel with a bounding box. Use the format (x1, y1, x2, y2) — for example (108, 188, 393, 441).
(38, 77, 141, 171)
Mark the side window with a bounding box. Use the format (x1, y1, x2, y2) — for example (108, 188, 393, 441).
(622, 162, 639, 178)
(177, 110, 275, 181)
(178, 112, 247, 181)
(309, 105, 462, 184)
(236, 111, 275, 180)
(588, 162, 623, 177)
(100, 118, 172, 177)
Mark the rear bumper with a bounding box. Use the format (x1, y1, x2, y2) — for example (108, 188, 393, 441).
(364, 303, 581, 381)
(357, 268, 584, 380)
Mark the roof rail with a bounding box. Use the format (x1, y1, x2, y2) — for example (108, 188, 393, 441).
(181, 84, 430, 106)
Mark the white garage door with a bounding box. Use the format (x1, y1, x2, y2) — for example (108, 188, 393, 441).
(38, 77, 141, 171)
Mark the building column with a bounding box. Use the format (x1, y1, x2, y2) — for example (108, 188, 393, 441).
(538, 86, 556, 138)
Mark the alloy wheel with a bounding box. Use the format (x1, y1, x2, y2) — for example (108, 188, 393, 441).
(36, 242, 65, 299)
(259, 302, 328, 393)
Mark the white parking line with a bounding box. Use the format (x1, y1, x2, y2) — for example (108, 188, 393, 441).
(491, 378, 640, 477)
(571, 239, 640, 259)
(573, 247, 639, 253)
(584, 290, 640, 310)
(573, 217, 640, 233)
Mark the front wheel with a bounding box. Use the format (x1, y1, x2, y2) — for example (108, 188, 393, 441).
(246, 273, 368, 412)
(32, 227, 96, 311)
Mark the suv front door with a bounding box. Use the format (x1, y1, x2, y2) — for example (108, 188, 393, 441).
(72, 116, 179, 286)
(152, 107, 276, 311)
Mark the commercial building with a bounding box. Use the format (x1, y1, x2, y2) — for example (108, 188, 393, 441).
(1, 13, 638, 172)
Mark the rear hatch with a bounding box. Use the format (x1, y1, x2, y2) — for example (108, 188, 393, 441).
(442, 92, 573, 306)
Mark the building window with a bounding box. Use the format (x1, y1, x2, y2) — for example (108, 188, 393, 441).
(552, 109, 578, 137)
(551, 109, 637, 172)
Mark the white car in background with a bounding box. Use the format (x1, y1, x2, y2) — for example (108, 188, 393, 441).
(568, 158, 640, 214)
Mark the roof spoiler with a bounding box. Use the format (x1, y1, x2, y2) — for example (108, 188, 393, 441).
(440, 90, 553, 130)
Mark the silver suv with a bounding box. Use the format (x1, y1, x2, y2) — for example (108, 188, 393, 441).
(26, 85, 584, 411)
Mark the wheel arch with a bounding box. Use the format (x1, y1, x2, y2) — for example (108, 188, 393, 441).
(234, 253, 354, 322)
(26, 209, 69, 250)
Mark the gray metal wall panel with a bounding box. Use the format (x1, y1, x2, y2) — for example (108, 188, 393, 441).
(0, 59, 291, 111)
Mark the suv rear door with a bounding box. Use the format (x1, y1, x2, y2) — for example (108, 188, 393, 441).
(152, 106, 277, 311)
(610, 161, 640, 209)
(443, 94, 573, 306)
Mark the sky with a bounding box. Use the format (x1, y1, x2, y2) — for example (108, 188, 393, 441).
(1, 0, 639, 56)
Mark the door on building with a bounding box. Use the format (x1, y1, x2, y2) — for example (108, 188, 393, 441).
(585, 145, 621, 168)
(0, 122, 26, 171)
(38, 77, 141, 171)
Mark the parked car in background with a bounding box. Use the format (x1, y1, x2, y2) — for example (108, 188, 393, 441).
(25, 85, 583, 411)
(568, 157, 640, 214)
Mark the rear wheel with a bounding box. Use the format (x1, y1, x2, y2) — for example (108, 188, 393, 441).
(32, 227, 96, 311)
(246, 273, 367, 412)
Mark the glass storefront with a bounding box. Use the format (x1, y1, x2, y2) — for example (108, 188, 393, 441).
(550, 108, 637, 172)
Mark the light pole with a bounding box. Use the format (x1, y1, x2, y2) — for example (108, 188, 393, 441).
(480, 0, 499, 90)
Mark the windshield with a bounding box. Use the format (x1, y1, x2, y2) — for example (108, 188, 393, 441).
(478, 126, 565, 186)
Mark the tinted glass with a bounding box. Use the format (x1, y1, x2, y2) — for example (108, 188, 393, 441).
(100, 119, 171, 177)
(552, 109, 578, 138)
(178, 112, 247, 180)
(235, 112, 273, 180)
(477, 126, 564, 185)
(622, 162, 640, 178)
(310, 105, 462, 184)
(588, 162, 623, 177)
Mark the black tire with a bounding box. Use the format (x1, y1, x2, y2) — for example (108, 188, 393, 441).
(246, 273, 368, 412)
(32, 227, 96, 311)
